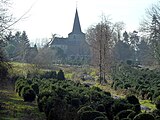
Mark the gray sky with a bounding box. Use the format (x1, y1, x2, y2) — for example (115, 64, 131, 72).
(11, 0, 158, 42)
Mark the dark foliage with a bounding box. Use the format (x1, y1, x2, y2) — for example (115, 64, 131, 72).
(80, 111, 106, 120)
(41, 71, 57, 79)
(57, 69, 65, 80)
(155, 96, 160, 110)
(31, 83, 39, 95)
(114, 109, 134, 120)
(133, 113, 155, 120)
(22, 89, 36, 102)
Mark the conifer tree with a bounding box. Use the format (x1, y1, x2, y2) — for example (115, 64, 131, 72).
(57, 69, 65, 80)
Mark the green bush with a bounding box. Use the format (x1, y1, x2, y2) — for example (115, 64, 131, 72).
(80, 111, 106, 120)
(127, 111, 137, 119)
(114, 109, 134, 120)
(20, 86, 30, 97)
(96, 104, 106, 112)
(17, 84, 25, 96)
(27, 79, 32, 85)
(57, 69, 65, 80)
(38, 96, 48, 112)
(133, 113, 155, 120)
(126, 95, 141, 113)
(37, 91, 52, 112)
(47, 98, 67, 120)
(22, 89, 36, 102)
(71, 98, 80, 108)
(31, 83, 39, 95)
(77, 106, 94, 119)
(113, 99, 132, 115)
(155, 96, 160, 110)
(126, 95, 140, 105)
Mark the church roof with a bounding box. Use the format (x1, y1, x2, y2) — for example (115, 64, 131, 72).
(51, 37, 81, 46)
(69, 9, 83, 35)
(51, 37, 68, 45)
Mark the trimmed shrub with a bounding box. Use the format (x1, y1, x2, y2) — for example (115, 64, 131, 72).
(20, 86, 30, 97)
(126, 95, 140, 105)
(17, 84, 25, 96)
(113, 99, 132, 115)
(77, 106, 94, 119)
(126, 95, 141, 113)
(114, 109, 134, 120)
(47, 98, 67, 120)
(133, 113, 155, 120)
(71, 98, 80, 108)
(155, 96, 160, 110)
(127, 111, 137, 119)
(27, 79, 32, 85)
(57, 69, 65, 80)
(31, 83, 39, 95)
(96, 104, 106, 112)
(80, 111, 106, 120)
(22, 89, 36, 102)
(38, 96, 48, 112)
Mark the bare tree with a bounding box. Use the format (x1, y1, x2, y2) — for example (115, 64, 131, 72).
(140, 2, 160, 64)
(34, 47, 56, 69)
(0, 0, 13, 44)
(86, 17, 113, 84)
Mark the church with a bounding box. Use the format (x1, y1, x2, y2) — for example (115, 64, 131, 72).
(50, 9, 90, 61)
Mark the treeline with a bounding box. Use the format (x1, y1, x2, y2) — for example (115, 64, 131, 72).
(4, 31, 38, 63)
(14, 70, 160, 120)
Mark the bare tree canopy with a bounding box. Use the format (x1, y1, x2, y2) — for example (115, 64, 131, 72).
(0, 0, 13, 42)
(140, 1, 160, 64)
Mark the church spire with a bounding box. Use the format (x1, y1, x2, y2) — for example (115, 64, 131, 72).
(71, 8, 82, 34)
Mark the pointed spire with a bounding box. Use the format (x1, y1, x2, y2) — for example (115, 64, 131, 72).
(71, 9, 82, 34)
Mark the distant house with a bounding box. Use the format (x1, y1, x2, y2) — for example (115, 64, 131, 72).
(51, 9, 90, 61)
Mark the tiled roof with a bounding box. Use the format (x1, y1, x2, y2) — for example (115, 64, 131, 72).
(51, 37, 68, 45)
(69, 9, 84, 35)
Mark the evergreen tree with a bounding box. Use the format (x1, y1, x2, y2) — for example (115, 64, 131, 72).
(137, 38, 151, 65)
(130, 31, 139, 61)
(113, 31, 134, 63)
(57, 69, 65, 80)
(20, 31, 30, 62)
(149, 15, 160, 64)
(123, 31, 129, 43)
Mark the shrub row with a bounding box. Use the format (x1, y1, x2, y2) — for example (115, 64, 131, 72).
(111, 64, 160, 101)
(15, 78, 37, 102)
(14, 71, 160, 120)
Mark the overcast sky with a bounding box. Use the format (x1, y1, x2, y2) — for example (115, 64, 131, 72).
(11, 0, 158, 42)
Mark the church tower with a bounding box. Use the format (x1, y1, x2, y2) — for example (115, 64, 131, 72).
(51, 8, 90, 60)
(68, 9, 85, 41)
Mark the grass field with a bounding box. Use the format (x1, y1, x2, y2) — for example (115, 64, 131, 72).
(0, 87, 45, 120)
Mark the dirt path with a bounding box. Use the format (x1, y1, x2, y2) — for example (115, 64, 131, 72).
(0, 86, 46, 120)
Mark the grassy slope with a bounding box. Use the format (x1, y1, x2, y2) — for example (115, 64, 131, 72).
(0, 88, 45, 120)
(0, 62, 46, 120)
